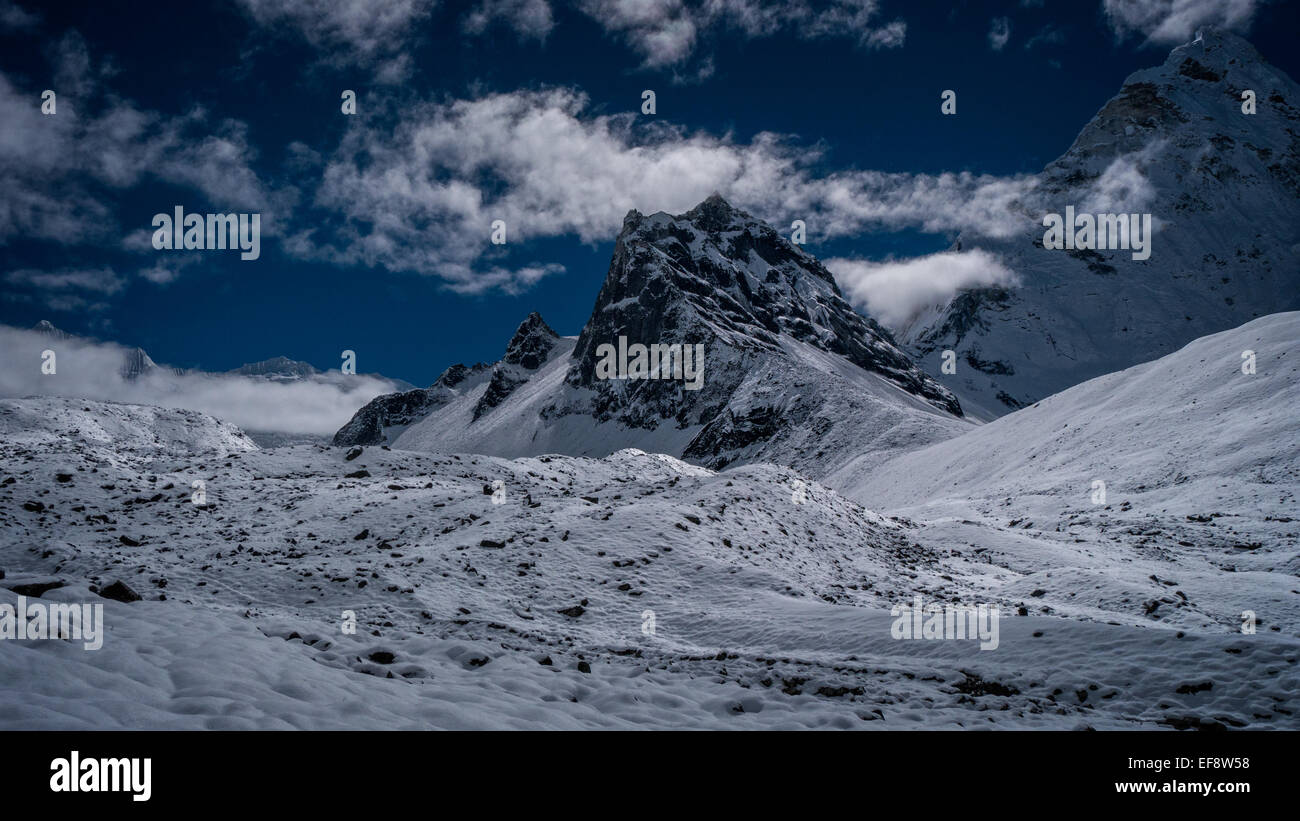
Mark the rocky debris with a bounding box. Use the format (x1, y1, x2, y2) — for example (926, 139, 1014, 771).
(98, 580, 141, 603)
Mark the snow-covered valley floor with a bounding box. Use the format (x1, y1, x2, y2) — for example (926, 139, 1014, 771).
(1, 381, 1296, 729)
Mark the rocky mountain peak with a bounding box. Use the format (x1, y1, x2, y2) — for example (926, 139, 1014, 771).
(32, 319, 70, 339)
(503, 312, 560, 369)
(566, 193, 960, 421)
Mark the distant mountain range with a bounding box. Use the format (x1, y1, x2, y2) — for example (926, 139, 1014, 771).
(31, 319, 413, 389)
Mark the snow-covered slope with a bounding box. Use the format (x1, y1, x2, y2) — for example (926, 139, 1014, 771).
(3, 393, 1296, 729)
(901, 30, 1300, 418)
(0, 396, 256, 459)
(341, 195, 971, 479)
(851, 312, 1299, 632)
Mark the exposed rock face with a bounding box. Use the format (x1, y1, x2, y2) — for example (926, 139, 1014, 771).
(556, 194, 961, 429)
(473, 313, 561, 421)
(332, 363, 492, 446)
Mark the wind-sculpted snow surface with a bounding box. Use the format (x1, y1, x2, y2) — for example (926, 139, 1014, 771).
(853, 313, 1300, 636)
(1, 380, 1296, 729)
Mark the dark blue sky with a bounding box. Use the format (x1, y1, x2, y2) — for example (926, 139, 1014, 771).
(2, 0, 1297, 384)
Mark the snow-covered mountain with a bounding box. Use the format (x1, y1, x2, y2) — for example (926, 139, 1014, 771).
(34, 320, 163, 380)
(337, 195, 970, 479)
(900, 29, 1300, 419)
(229, 356, 319, 381)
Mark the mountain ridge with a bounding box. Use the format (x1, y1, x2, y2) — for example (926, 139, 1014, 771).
(335, 195, 969, 477)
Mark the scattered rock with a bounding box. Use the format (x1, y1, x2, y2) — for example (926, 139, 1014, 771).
(6, 580, 65, 597)
(98, 580, 142, 603)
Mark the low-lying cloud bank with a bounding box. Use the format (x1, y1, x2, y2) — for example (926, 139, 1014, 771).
(0, 325, 399, 436)
(827, 249, 1019, 331)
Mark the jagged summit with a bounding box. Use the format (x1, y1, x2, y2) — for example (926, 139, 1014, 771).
(502, 312, 560, 369)
(474, 313, 564, 420)
(567, 192, 959, 421)
(333, 312, 564, 444)
(32, 319, 70, 339)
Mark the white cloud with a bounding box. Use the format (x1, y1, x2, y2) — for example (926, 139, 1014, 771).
(463, 0, 555, 40)
(6, 267, 124, 295)
(988, 17, 1012, 51)
(1023, 23, 1065, 49)
(137, 255, 203, 285)
(0, 34, 286, 249)
(826, 250, 1019, 330)
(0, 0, 37, 31)
(0, 325, 401, 435)
(3, 267, 124, 313)
(234, 0, 438, 81)
(1102, 0, 1259, 44)
(1079, 144, 1162, 213)
(291, 87, 1049, 292)
(572, 0, 905, 70)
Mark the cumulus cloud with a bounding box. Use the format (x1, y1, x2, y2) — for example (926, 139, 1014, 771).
(0, 325, 400, 435)
(988, 16, 1012, 50)
(826, 250, 1019, 330)
(289, 87, 1048, 292)
(1102, 0, 1259, 44)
